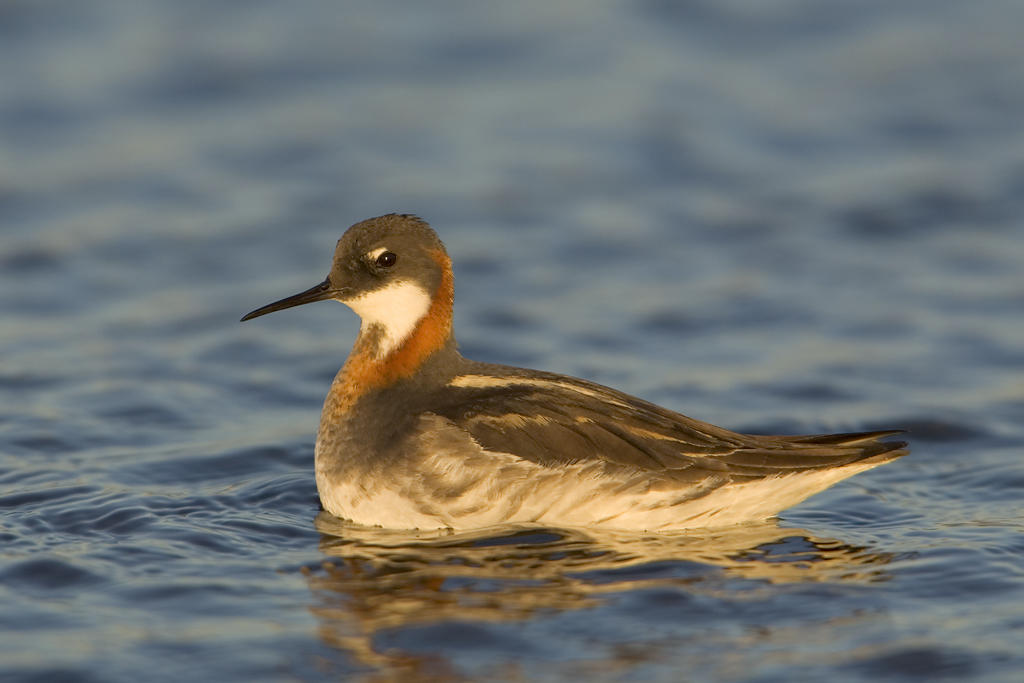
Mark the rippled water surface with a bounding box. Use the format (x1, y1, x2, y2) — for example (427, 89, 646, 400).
(3, 1, 1024, 681)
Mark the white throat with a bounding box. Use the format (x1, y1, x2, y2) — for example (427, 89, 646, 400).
(344, 280, 432, 358)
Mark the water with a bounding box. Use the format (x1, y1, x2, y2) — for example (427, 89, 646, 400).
(2, 0, 1024, 680)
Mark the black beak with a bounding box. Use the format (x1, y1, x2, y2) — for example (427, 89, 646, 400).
(240, 278, 334, 321)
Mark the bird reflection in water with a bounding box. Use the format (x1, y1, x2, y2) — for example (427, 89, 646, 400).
(301, 515, 896, 678)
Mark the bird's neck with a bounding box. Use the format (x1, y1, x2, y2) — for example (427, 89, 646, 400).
(324, 252, 456, 417)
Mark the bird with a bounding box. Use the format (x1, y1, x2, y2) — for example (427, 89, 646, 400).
(241, 213, 907, 531)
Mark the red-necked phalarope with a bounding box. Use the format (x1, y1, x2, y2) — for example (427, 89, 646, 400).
(242, 214, 907, 530)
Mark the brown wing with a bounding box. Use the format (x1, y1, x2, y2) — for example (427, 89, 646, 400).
(430, 368, 908, 482)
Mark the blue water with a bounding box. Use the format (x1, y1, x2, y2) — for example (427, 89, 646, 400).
(3, 1, 1024, 680)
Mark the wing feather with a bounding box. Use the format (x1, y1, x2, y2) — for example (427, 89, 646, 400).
(431, 368, 907, 481)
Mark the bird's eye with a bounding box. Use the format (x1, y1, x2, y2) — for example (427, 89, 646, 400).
(376, 251, 397, 268)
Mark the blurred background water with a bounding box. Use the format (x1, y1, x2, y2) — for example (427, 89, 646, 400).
(2, 1, 1023, 680)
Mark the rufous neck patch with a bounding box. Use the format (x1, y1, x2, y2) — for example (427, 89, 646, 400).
(327, 248, 454, 413)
